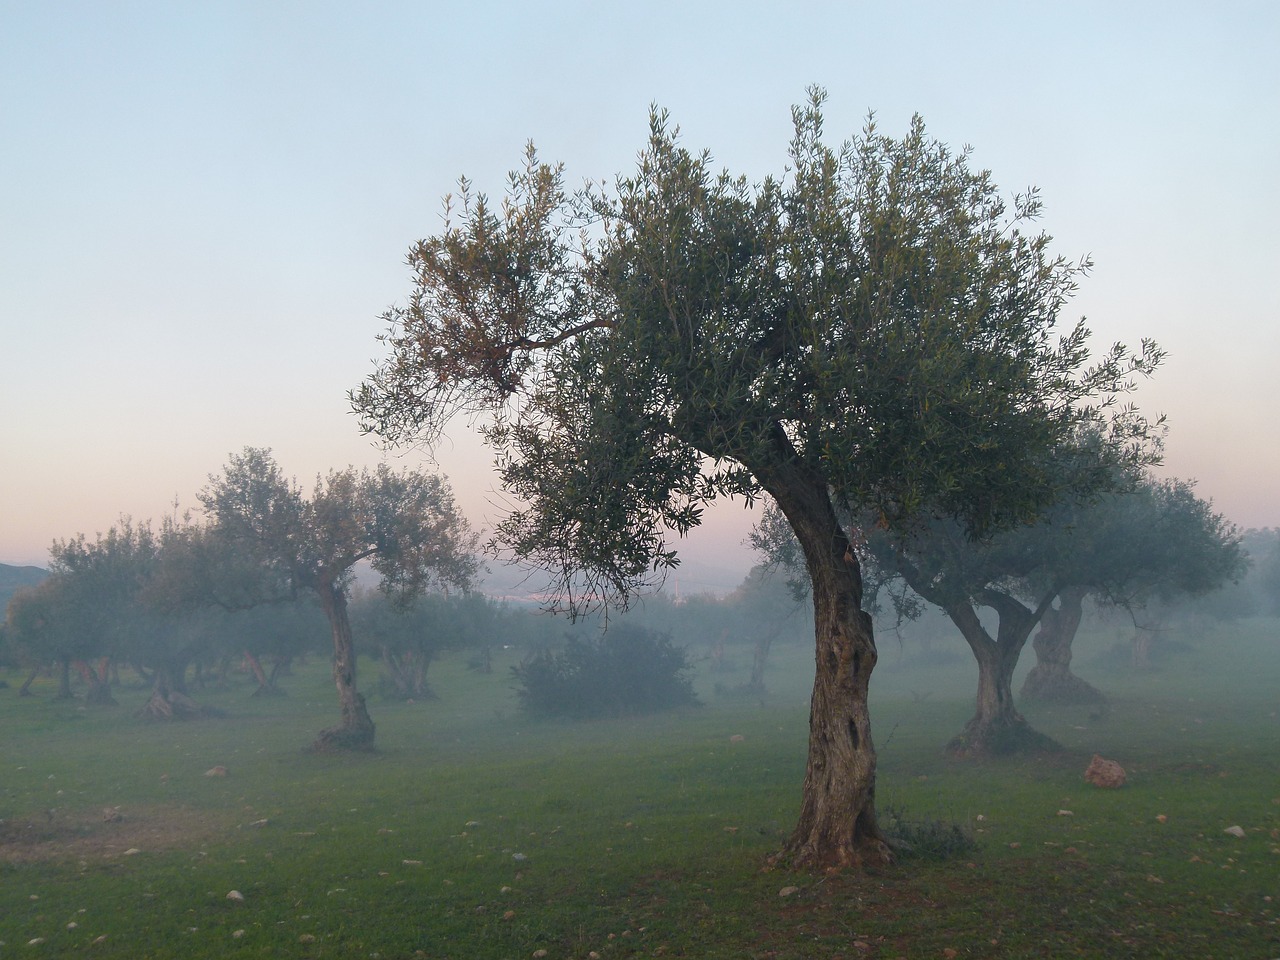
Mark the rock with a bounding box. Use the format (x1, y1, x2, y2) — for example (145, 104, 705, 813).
(204, 766, 228, 777)
(102, 807, 122, 822)
(778, 885, 799, 897)
(227, 890, 245, 902)
(1083, 754, 1126, 788)
(1224, 825, 1246, 838)
(1057, 809, 1073, 817)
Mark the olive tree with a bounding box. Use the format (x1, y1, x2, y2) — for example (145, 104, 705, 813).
(45, 519, 162, 707)
(353, 90, 1160, 867)
(1020, 476, 1246, 685)
(199, 447, 479, 750)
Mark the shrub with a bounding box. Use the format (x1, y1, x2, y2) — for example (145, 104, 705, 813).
(879, 806, 975, 861)
(512, 624, 698, 719)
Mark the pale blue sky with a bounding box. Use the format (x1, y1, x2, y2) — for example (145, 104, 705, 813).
(3, 1, 1277, 591)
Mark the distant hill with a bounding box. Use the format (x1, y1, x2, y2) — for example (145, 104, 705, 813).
(0, 562, 47, 612)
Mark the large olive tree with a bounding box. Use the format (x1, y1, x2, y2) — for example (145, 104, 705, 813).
(353, 90, 1160, 867)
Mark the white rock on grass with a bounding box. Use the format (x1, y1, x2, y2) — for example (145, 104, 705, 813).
(1224, 825, 1247, 838)
(227, 890, 245, 902)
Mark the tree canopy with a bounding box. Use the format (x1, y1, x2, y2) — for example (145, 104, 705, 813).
(353, 89, 1162, 867)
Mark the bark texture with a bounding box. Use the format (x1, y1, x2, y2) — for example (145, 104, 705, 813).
(766, 468, 889, 869)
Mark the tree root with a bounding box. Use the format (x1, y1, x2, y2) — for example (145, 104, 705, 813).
(139, 690, 211, 721)
(945, 719, 1061, 758)
(311, 721, 376, 753)
(1020, 668, 1107, 704)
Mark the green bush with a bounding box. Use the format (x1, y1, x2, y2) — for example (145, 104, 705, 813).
(512, 623, 697, 719)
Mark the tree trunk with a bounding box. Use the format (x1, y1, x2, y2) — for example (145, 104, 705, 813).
(84, 659, 117, 706)
(19, 665, 40, 696)
(140, 663, 203, 720)
(244, 650, 285, 698)
(747, 628, 777, 693)
(945, 597, 1058, 756)
(762, 465, 888, 869)
(56, 658, 73, 700)
(268, 656, 292, 684)
(1131, 616, 1165, 669)
(1021, 586, 1105, 704)
(313, 582, 376, 751)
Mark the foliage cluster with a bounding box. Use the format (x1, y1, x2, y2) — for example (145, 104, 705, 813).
(511, 623, 698, 719)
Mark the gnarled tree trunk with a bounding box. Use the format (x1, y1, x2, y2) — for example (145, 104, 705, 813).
(945, 596, 1058, 756)
(1021, 586, 1105, 704)
(766, 468, 889, 869)
(313, 582, 376, 751)
(141, 662, 203, 720)
(244, 650, 286, 698)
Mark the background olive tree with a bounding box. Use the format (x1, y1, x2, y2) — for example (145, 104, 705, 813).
(200, 447, 479, 750)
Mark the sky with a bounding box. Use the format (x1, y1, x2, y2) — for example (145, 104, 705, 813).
(2, 1, 1277, 594)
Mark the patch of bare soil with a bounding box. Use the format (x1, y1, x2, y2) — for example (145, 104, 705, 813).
(0, 804, 234, 864)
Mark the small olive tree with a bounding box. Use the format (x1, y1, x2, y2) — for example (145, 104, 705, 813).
(200, 447, 479, 750)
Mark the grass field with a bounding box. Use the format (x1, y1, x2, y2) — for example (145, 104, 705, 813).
(1, 613, 1277, 958)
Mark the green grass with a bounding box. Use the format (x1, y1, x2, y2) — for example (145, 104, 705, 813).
(2, 616, 1278, 958)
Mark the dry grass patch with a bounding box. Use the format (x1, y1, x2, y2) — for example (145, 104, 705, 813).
(0, 803, 235, 864)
